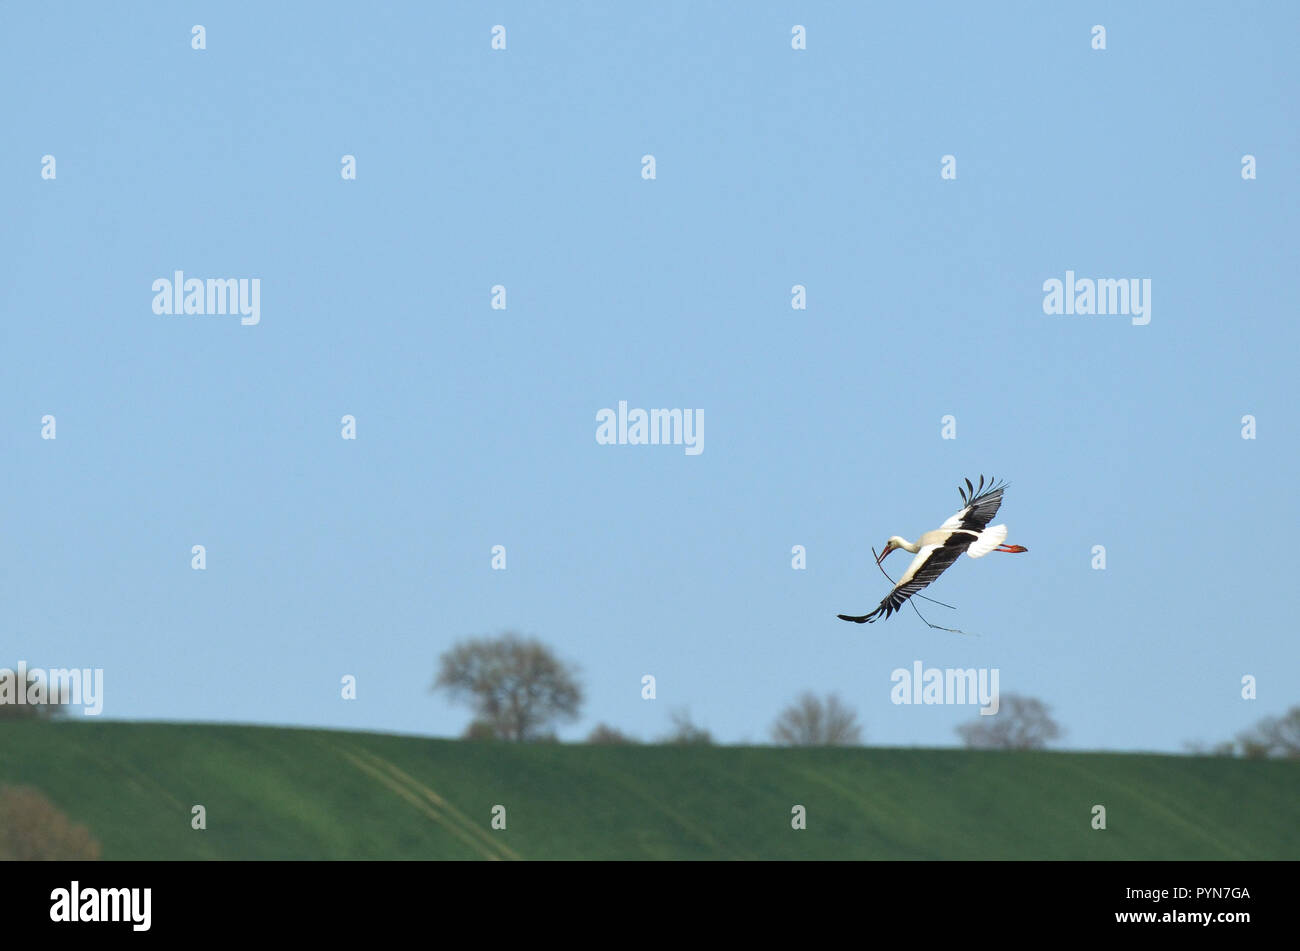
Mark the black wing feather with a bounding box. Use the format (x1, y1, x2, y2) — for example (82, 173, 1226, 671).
(955, 475, 1007, 532)
(838, 536, 966, 624)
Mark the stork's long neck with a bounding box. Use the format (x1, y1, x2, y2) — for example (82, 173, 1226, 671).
(894, 536, 922, 554)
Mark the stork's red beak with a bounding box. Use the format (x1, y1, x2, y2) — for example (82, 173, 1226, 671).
(876, 546, 892, 566)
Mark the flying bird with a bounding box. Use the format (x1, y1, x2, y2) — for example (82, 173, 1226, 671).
(838, 476, 1027, 624)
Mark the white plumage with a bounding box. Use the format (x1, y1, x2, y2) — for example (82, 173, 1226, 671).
(838, 477, 1026, 624)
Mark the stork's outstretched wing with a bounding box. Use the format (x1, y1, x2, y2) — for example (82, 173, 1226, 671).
(940, 475, 1007, 533)
(837, 537, 965, 624)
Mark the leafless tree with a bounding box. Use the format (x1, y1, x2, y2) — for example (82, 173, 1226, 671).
(434, 634, 582, 742)
(770, 692, 862, 746)
(658, 708, 712, 745)
(1236, 705, 1300, 759)
(955, 693, 1062, 750)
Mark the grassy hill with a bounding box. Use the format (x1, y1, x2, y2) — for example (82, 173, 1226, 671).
(1, 721, 1295, 859)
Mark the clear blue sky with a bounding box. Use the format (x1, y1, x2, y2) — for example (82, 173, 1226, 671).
(3, 3, 1297, 752)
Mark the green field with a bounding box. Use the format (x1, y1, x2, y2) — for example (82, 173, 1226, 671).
(0, 722, 1295, 860)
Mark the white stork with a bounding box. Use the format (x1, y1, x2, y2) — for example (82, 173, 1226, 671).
(837, 476, 1027, 624)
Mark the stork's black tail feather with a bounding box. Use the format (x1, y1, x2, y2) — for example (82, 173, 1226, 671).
(837, 607, 885, 624)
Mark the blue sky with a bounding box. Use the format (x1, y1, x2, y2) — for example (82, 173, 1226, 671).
(2, 3, 1297, 752)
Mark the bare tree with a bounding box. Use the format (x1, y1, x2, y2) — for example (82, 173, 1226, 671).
(433, 634, 582, 741)
(1236, 705, 1300, 759)
(955, 693, 1062, 750)
(1183, 705, 1300, 759)
(0, 785, 101, 859)
(771, 692, 862, 746)
(658, 708, 713, 745)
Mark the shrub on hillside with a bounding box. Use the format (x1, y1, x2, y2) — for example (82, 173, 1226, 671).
(587, 723, 639, 744)
(0, 784, 101, 860)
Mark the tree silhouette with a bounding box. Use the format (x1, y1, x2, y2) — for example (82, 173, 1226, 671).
(1236, 705, 1300, 759)
(433, 634, 582, 741)
(770, 692, 862, 746)
(658, 708, 713, 745)
(955, 693, 1062, 750)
